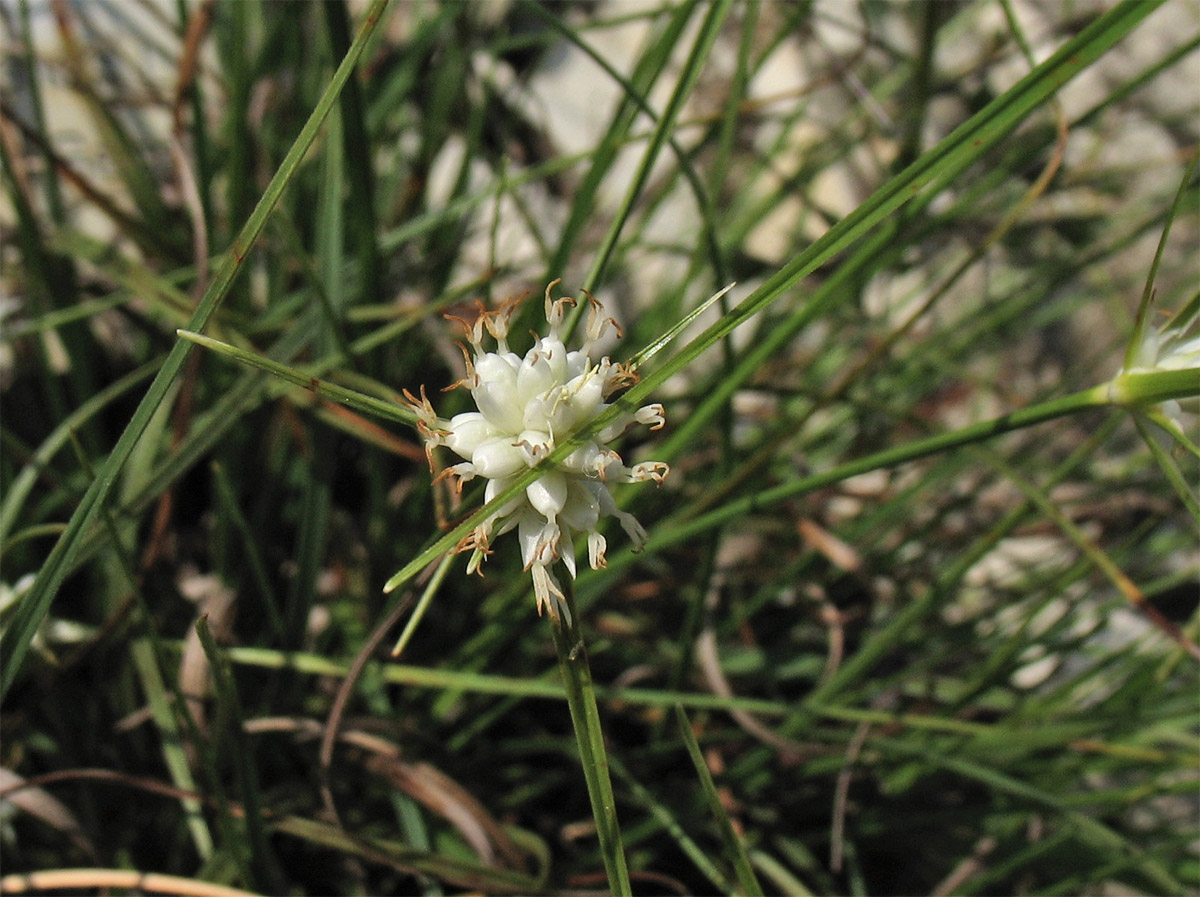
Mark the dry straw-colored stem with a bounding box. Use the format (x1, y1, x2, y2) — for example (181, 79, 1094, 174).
(0, 869, 261, 897)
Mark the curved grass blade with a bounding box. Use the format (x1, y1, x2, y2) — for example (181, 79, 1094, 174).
(1125, 150, 1198, 370)
(616, 0, 1167, 417)
(0, 0, 393, 699)
(675, 705, 765, 896)
(176, 330, 418, 427)
(380, 0, 1164, 600)
(550, 583, 631, 895)
(0, 361, 158, 545)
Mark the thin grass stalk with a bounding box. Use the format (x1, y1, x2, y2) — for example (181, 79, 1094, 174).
(608, 754, 733, 894)
(1127, 151, 1198, 367)
(0, 361, 158, 545)
(655, 371, 1197, 552)
(380, 0, 1163, 600)
(130, 641, 214, 861)
(548, 575, 631, 896)
(527, 1, 730, 295)
(324, 0, 383, 310)
(674, 705, 764, 896)
(544, 1, 696, 281)
(195, 617, 281, 892)
(389, 554, 455, 659)
(0, 0, 393, 698)
(175, 330, 418, 425)
(1133, 414, 1200, 519)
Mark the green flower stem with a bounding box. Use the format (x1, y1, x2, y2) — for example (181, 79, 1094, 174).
(657, 369, 1199, 551)
(549, 577, 632, 896)
(1108, 367, 1199, 406)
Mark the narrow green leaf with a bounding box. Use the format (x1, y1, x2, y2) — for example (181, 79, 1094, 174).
(0, 0, 393, 698)
(130, 640, 214, 860)
(550, 581, 631, 896)
(176, 330, 418, 426)
(1125, 151, 1198, 369)
(1133, 415, 1200, 520)
(196, 616, 280, 890)
(380, 0, 1165, 600)
(675, 705, 765, 896)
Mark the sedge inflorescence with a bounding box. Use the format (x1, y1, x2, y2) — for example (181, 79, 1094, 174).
(406, 281, 668, 622)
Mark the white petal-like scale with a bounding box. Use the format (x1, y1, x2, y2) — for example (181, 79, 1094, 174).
(516, 356, 555, 404)
(587, 531, 607, 570)
(564, 349, 590, 379)
(474, 351, 520, 382)
(484, 476, 526, 518)
(526, 471, 568, 520)
(560, 530, 577, 578)
(514, 429, 553, 465)
(561, 441, 610, 478)
(444, 412, 495, 458)
(560, 479, 601, 532)
(470, 437, 527, 479)
(474, 380, 526, 433)
(518, 513, 543, 569)
(536, 336, 570, 383)
(521, 392, 556, 434)
(562, 372, 604, 431)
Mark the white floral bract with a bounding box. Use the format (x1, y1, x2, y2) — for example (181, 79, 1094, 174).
(1128, 324, 1200, 374)
(406, 282, 668, 622)
(1121, 315, 1200, 426)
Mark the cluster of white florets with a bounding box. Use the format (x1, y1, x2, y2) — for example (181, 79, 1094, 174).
(406, 281, 668, 622)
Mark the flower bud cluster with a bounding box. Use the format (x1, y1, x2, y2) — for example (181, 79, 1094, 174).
(406, 281, 668, 622)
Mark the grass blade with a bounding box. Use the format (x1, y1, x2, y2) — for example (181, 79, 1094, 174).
(675, 705, 765, 896)
(0, 0, 393, 698)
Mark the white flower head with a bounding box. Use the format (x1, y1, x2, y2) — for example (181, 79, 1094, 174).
(406, 281, 668, 623)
